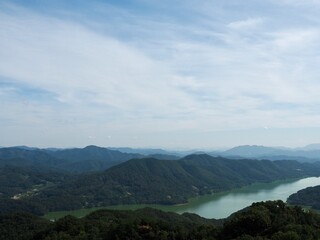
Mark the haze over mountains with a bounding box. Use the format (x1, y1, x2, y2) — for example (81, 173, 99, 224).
(1, 144, 320, 173)
(0, 146, 145, 172)
(216, 144, 320, 162)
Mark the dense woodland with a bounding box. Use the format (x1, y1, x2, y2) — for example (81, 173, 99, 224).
(1, 152, 320, 214)
(2, 145, 320, 173)
(1, 146, 320, 239)
(1, 201, 320, 240)
(0, 146, 145, 173)
(288, 185, 320, 210)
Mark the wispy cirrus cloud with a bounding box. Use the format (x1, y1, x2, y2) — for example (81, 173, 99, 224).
(1, 1, 320, 148)
(227, 18, 265, 30)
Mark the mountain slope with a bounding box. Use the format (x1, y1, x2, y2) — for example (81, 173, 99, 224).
(2, 201, 320, 239)
(299, 143, 320, 151)
(0, 166, 71, 198)
(0, 148, 60, 168)
(0, 146, 145, 172)
(221, 145, 320, 162)
(223, 145, 279, 157)
(51, 145, 144, 163)
(287, 185, 320, 210)
(32, 154, 320, 211)
(0, 166, 74, 215)
(108, 147, 188, 157)
(48, 145, 145, 172)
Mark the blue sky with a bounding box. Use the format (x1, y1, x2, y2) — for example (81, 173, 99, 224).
(1, 0, 320, 149)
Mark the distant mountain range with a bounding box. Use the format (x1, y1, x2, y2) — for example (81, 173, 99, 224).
(1, 144, 320, 214)
(4, 143, 320, 162)
(216, 145, 320, 162)
(1, 144, 320, 174)
(110, 144, 320, 162)
(297, 143, 320, 151)
(0, 146, 145, 172)
(2, 144, 320, 240)
(108, 147, 178, 155)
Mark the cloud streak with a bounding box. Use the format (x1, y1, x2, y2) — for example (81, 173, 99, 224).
(1, 1, 320, 148)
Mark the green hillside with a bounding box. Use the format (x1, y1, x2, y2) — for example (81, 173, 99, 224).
(1, 201, 319, 240)
(31, 154, 320, 212)
(0, 146, 145, 172)
(288, 185, 320, 210)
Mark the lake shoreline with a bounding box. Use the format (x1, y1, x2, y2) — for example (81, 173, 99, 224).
(44, 176, 320, 220)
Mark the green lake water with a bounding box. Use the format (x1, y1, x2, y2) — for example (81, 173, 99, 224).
(44, 177, 320, 220)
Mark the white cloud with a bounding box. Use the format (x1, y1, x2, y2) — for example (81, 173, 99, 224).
(0, 8, 196, 117)
(271, 29, 320, 51)
(1, 2, 320, 147)
(227, 18, 264, 30)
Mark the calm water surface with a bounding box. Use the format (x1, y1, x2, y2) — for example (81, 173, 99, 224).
(174, 177, 320, 219)
(45, 177, 320, 220)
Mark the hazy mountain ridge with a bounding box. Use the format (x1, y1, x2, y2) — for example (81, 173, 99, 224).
(222, 145, 279, 157)
(0, 148, 62, 169)
(297, 143, 320, 151)
(3, 144, 320, 165)
(217, 144, 320, 162)
(109, 147, 180, 156)
(0, 146, 147, 172)
(51, 145, 144, 162)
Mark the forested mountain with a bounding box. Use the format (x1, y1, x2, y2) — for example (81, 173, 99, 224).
(1, 200, 319, 239)
(0, 166, 74, 215)
(109, 147, 183, 156)
(2, 144, 320, 174)
(28, 154, 320, 212)
(49, 145, 145, 172)
(2, 151, 320, 215)
(0, 148, 60, 168)
(0, 146, 145, 172)
(0, 166, 71, 197)
(287, 185, 320, 210)
(147, 153, 180, 160)
(51, 145, 144, 163)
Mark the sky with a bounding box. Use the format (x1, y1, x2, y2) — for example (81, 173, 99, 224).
(1, 0, 320, 149)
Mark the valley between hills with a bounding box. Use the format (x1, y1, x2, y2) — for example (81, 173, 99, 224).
(2, 145, 320, 239)
(1, 145, 320, 215)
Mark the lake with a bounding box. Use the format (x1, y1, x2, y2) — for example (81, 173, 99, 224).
(175, 177, 320, 218)
(44, 177, 320, 220)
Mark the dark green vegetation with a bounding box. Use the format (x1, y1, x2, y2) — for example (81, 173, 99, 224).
(1, 153, 320, 215)
(47, 155, 319, 210)
(2, 145, 320, 215)
(0, 165, 71, 197)
(2, 146, 320, 239)
(108, 147, 184, 157)
(0, 146, 146, 172)
(1, 201, 320, 239)
(221, 200, 320, 239)
(288, 185, 320, 210)
(0, 166, 74, 215)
